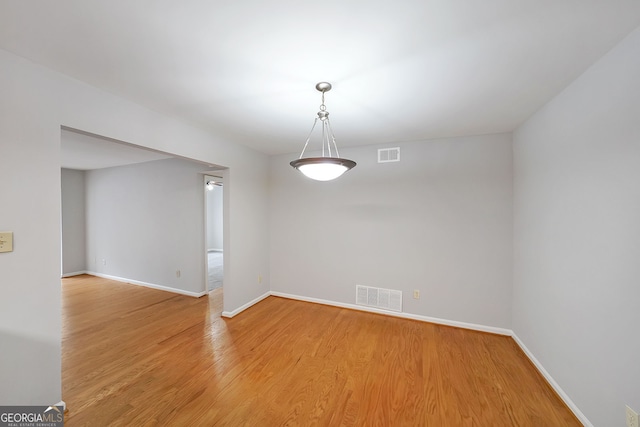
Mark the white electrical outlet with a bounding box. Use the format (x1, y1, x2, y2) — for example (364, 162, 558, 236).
(627, 405, 639, 427)
(413, 289, 420, 299)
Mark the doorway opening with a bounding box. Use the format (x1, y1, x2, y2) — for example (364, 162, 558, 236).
(204, 174, 224, 292)
(60, 126, 227, 299)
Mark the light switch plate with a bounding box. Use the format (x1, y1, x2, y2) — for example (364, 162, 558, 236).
(627, 405, 639, 427)
(0, 232, 13, 253)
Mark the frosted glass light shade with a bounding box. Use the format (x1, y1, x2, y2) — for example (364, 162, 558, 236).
(298, 163, 347, 181)
(290, 157, 356, 181)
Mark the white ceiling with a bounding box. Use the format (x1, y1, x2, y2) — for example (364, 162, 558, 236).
(2, 1, 640, 156)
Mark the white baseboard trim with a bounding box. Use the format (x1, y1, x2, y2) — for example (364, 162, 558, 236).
(86, 272, 207, 298)
(511, 334, 592, 427)
(61, 270, 88, 278)
(270, 291, 512, 336)
(221, 291, 270, 318)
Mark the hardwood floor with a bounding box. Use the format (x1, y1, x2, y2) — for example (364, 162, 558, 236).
(62, 275, 580, 426)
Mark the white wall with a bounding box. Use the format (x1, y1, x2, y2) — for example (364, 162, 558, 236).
(0, 47, 270, 405)
(206, 176, 224, 251)
(61, 168, 87, 275)
(270, 133, 513, 329)
(513, 27, 640, 426)
(0, 53, 63, 406)
(85, 158, 207, 295)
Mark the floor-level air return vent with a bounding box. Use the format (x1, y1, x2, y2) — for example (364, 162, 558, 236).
(356, 285, 402, 312)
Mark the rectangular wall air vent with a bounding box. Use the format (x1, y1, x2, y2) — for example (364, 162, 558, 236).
(378, 147, 400, 163)
(356, 285, 402, 312)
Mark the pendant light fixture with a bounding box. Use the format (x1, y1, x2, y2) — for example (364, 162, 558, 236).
(290, 82, 356, 181)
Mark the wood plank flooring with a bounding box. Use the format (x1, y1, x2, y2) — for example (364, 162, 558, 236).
(62, 275, 580, 426)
